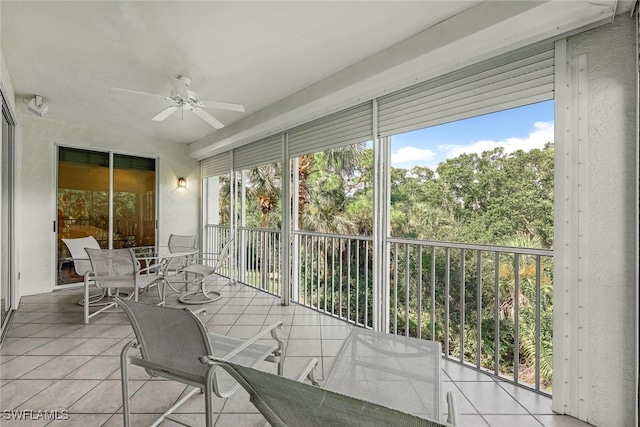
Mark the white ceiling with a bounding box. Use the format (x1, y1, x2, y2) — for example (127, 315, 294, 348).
(1, 1, 478, 144)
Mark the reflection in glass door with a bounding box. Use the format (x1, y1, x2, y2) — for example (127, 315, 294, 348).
(1, 90, 15, 338)
(57, 147, 156, 285)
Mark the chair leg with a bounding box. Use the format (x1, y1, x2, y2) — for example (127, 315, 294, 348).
(84, 279, 90, 325)
(120, 341, 135, 427)
(204, 377, 215, 427)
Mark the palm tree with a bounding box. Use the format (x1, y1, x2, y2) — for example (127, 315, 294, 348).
(495, 234, 553, 388)
(248, 164, 281, 228)
(298, 143, 365, 230)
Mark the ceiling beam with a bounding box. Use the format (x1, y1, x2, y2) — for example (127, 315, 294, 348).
(190, 0, 617, 160)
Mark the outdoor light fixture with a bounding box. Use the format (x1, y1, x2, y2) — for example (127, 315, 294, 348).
(178, 177, 187, 188)
(24, 95, 48, 117)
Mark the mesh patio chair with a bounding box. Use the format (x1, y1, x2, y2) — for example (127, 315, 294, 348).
(208, 358, 457, 427)
(164, 234, 199, 292)
(61, 236, 108, 306)
(83, 248, 165, 324)
(115, 297, 284, 427)
(176, 238, 234, 304)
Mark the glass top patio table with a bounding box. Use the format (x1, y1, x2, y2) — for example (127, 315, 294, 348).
(131, 246, 199, 259)
(323, 327, 441, 420)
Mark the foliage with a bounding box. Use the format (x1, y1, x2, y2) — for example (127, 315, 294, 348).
(213, 138, 555, 391)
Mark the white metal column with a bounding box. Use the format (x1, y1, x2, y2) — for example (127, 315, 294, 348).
(281, 133, 291, 305)
(239, 169, 247, 284)
(372, 99, 389, 332)
(291, 153, 300, 304)
(229, 152, 237, 285)
(552, 37, 590, 420)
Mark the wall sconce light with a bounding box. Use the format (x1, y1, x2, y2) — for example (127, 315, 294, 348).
(178, 177, 187, 188)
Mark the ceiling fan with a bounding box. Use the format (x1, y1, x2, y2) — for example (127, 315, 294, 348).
(111, 76, 245, 129)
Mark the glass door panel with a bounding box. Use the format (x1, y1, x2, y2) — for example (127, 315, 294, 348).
(113, 154, 156, 248)
(57, 148, 109, 284)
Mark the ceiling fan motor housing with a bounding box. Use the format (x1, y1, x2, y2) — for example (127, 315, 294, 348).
(170, 89, 200, 105)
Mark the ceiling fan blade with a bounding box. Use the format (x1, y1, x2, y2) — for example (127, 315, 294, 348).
(151, 105, 180, 121)
(168, 76, 190, 99)
(199, 100, 245, 112)
(193, 108, 225, 129)
(110, 87, 172, 102)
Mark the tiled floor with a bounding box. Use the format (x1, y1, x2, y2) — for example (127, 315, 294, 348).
(1, 280, 591, 427)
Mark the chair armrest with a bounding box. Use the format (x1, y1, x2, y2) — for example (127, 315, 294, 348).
(296, 358, 320, 386)
(137, 260, 164, 276)
(202, 321, 284, 363)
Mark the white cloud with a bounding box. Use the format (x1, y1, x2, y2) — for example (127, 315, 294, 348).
(438, 121, 554, 159)
(391, 146, 437, 164)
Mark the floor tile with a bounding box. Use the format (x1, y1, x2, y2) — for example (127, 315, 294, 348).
(128, 380, 189, 413)
(24, 338, 87, 356)
(0, 356, 55, 379)
(68, 379, 145, 413)
(484, 414, 544, 427)
(0, 379, 57, 409)
(29, 324, 84, 338)
(0, 338, 55, 356)
(535, 414, 594, 427)
(18, 379, 101, 411)
(286, 339, 322, 356)
(234, 314, 267, 326)
(454, 381, 528, 415)
(5, 323, 53, 338)
(47, 413, 113, 426)
(457, 415, 490, 426)
(18, 355, 91, 380)
(64, 355, 120, 380)
(63, 338, 122, 355)
(289, 325, 321, 339)
(497, 381, 554, 415)
(441, 381, 477, 415)
(442, 359, 497, 382)
(102, 412, 164, 426)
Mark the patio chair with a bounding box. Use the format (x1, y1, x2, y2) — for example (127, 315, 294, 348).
(83, 248, 165, 324)
(115, 297, 284, 427)
(61, 236, 106, 306)
(208, 358, 457, 427)
(176, 238, 234, 304)
(164, 234, 198, 292)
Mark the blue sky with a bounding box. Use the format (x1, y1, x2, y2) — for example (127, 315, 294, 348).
(390, 100, 554, 169)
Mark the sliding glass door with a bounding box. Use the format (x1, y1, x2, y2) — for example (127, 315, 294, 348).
(57, 147, 156, 285)
(1, 89, 15, 337)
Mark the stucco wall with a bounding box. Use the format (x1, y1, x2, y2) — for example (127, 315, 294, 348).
(18, 115, 199, 296)
(566, 16, 636, 426)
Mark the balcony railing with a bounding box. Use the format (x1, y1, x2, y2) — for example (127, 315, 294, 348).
(295, 231, 373, 328)
(204, 224, 282, 295)
(204, 224, 553, 395)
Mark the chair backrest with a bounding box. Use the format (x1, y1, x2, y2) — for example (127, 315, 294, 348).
(212, 360, 449, 427)
(211, 238, 233, 271)
(62, 236, 101, 276)
(115, 297, 214, 384)
(168, 234, 198, 251)
(85, 248, 137, 289)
